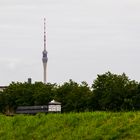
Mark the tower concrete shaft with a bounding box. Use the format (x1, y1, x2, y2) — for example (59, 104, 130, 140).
(42, 18, 48, 84)
(43, 63, 47, 84)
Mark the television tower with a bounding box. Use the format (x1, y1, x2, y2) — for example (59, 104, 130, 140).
(42, 18, 48, 84)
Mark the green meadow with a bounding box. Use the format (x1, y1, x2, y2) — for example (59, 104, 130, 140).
(0, 112, 140, 140)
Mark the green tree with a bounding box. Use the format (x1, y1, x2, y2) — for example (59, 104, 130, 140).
(131, 83, 140, 110)
(92, 72, 137, 111)
(0, 82, 57, 114)
(33, 82, 57, 105)
(56, 80, 92, 112)
(1, 82, 34, 113)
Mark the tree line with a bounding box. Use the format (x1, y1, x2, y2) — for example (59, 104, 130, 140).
(0, 71, 140, 114)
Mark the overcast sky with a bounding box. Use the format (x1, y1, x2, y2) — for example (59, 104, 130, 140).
(0, 0, 140, 85)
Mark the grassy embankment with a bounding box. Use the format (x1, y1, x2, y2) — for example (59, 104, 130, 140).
(0, 112, 140, 140)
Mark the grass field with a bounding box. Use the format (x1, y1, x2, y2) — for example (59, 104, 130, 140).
(0, 112, 140, 140)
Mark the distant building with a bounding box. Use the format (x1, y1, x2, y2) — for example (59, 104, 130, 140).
(48, 100, 61, 112)
(0, 86, 7, 92)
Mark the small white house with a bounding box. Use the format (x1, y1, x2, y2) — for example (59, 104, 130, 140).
(48, 100, 61, 113)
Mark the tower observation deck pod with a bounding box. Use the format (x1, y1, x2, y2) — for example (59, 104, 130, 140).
(42, 18, 48, 84)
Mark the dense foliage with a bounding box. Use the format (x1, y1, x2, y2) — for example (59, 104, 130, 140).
(0, 112, 140, 140)
(92, 72, 140, 111)
(0, 72, 140, 113)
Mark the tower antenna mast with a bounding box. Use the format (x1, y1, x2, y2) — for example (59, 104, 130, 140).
(44, 18, 46, 50)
